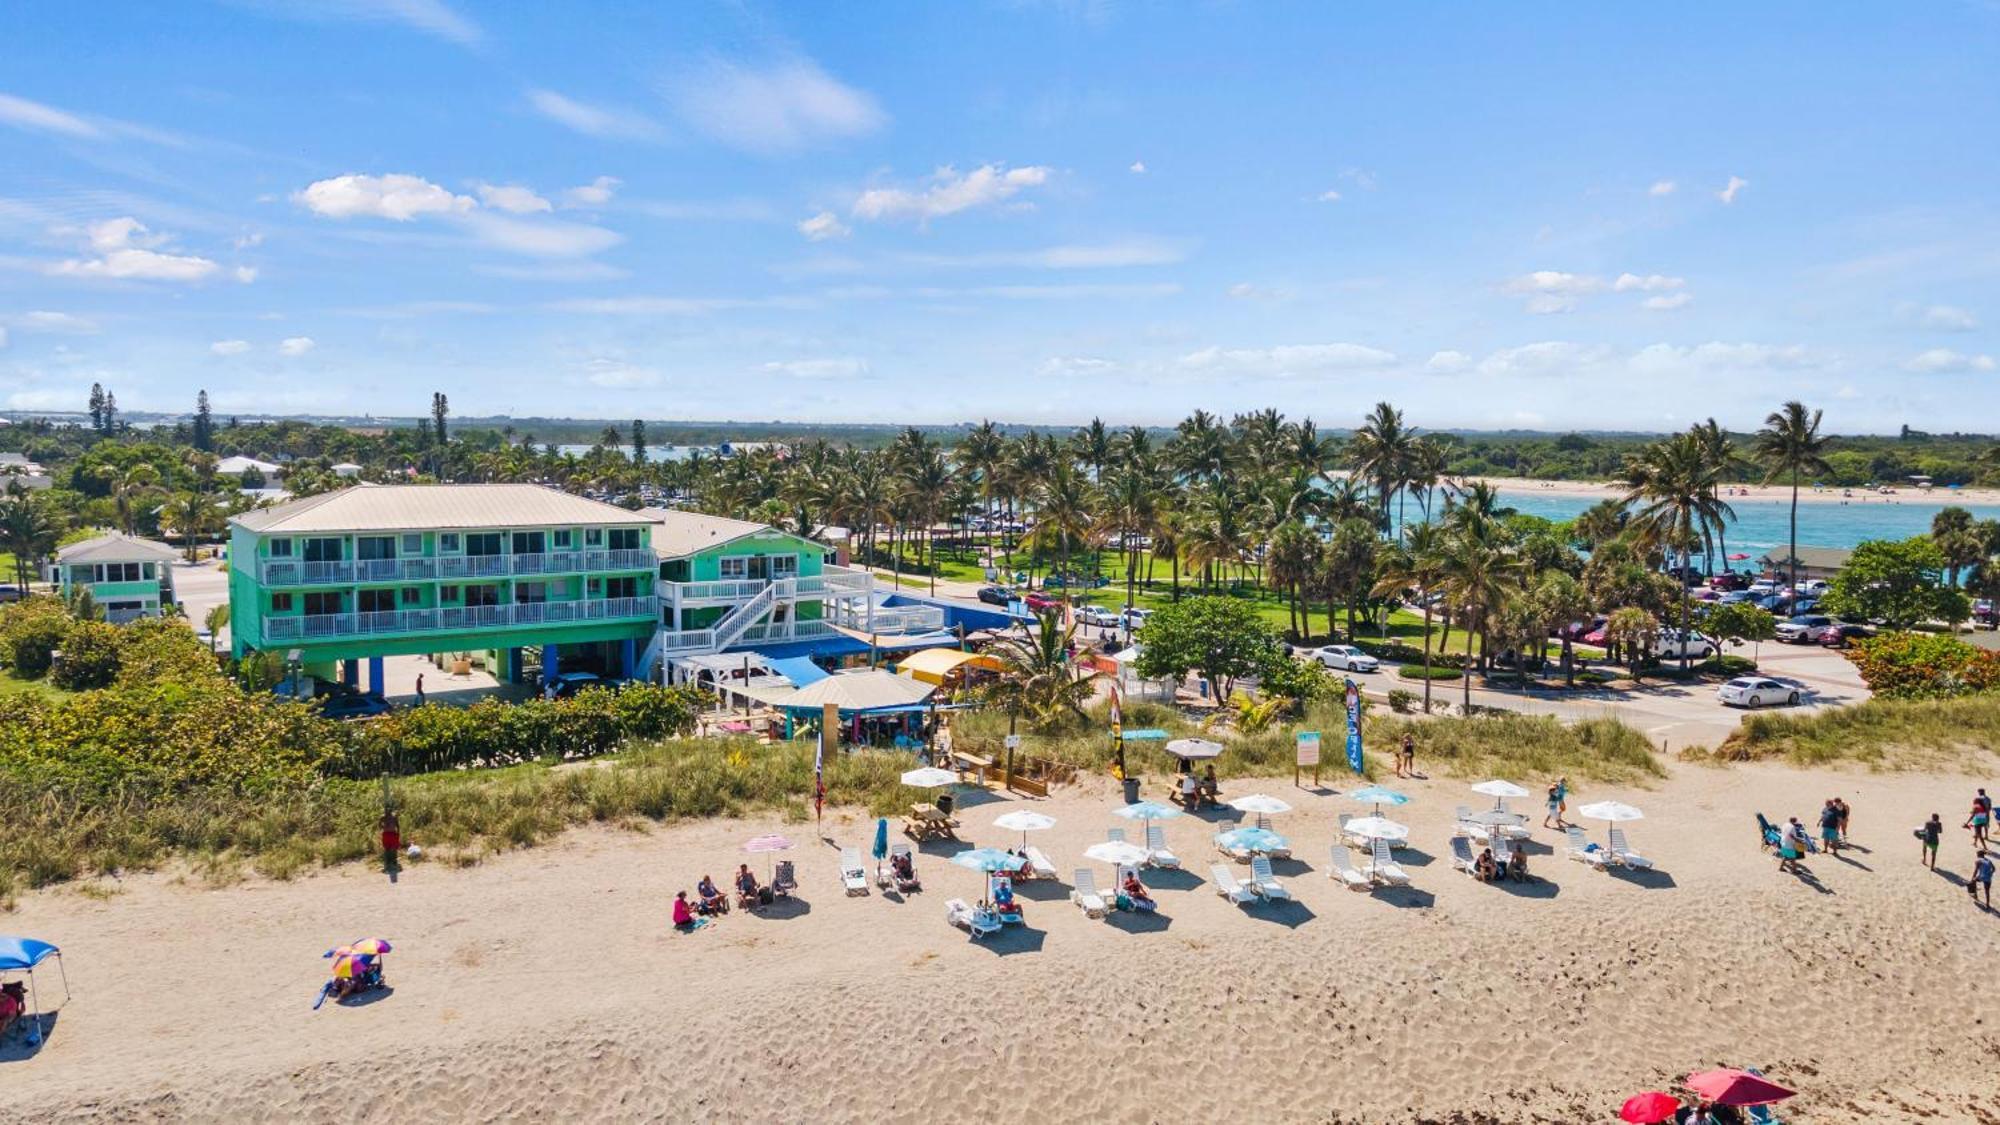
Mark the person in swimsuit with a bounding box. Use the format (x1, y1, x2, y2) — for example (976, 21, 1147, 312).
(1966, 789, 1992, 848)
(1920, 814, 1943, 870)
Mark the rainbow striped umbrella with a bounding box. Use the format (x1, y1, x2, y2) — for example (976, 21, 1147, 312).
(347, 937, 392, 957)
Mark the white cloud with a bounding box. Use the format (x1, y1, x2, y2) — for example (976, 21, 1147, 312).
(551, 295, 808, 316)
(797, 210, 851, 242)
(475, 261, 630, 282)
(16, 311, 97, 334)
(1648, 180, 1677, 196)
(1342, 168, 1378, 190)
(1316, 189, 1342, 203)
(296, 173, 474, 220)
(0, 327, 7, 349)
(459, 212, 621, 258)
(0, 92, 101, 138)
(1128, 161, 1146, 174)
(1425, 350, 1472, 373)
(1612, 272, 1685, 292)
(561, 176, 621, 207)
(278, 336, 316, 357)
(233, 265, 258, 284)
(1899, 302, 1978, 331)
(1716, 175, 1748, 204)
(583, 358, 659, 387)
(759, 357, 868, 378)
(527, 90, 661, 141)
(1178, 342, 1397, 376)
(472, 182, 552, 214)
(1642, 293, 1693, 310)
(210, 339, 251, 356)
(1523, 294, 1577, 315)
(1226, 282, 1288, 301)
(1040, 356, 1118, 376)
(899, 238, 1184, 269)
(1504, 271, 1605, 297)
(852, 164, 1052, 223)
(1475, 341, 1609, 377)
(1904, 348, 1996, 373)
(233, 231, 264, 250)
(1629, 341, 1825, 374)
(670, 57, 884, 155)
(51, 218, 220, 282)
(286, 0, 481, 46)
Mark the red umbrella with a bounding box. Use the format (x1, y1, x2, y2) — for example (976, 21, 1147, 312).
(1620, 1091, 1682, 1123)
(1686, 1068, 1795, 1106)
(1727, 553, 1751, 561)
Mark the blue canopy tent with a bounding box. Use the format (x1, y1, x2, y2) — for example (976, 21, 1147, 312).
(0, 935, 67, 1046)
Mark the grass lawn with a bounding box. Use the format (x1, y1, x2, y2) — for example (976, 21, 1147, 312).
(0, 670, 71, 700)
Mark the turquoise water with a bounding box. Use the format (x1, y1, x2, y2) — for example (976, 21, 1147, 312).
(1489, 487, 2000, 554)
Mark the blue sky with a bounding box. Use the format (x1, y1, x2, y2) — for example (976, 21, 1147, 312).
(3, 2, 1998, 432)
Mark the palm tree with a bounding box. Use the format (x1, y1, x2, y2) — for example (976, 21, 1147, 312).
(896, 442, 957, 595)
(1690, 418, 1740, 573)
(164, 491, 215, 562)
(983, 610, 1100, 724)
(1372, 520, 1447, 713)
(1624, 431, 1734, 668)
(1323, 517, 1379, 641)
(1754, 401, 1830, 593)
(1435, 509, 1524, 711)
(1102, 463, 1159, 612)
(960, 420, 1007, 557)
(107, 463, 162, 535)
(1031, 460, 1097, 600)
(203, 603, 231, 655)
(1532, 571, 1591, 687)
(1266, 520, 1320, 638)
(1349, 401, 1413, 528)
(0, 484, 63, 591)
(1071, 417, 1113, 481)
(1932, 506, 1984, 588)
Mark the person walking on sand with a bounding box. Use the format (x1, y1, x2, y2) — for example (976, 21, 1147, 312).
(1966, 788, 1992, 848)
(414, 673, 426, 707)
(1920, 813, 1943, 870)
(1398, 733, 1415, 779)
(1544, 777, 1569, 829)
(1972, 850, 1995, 909)
(1819, 799, 1842, 855)
(1834, 796, 1851, 842)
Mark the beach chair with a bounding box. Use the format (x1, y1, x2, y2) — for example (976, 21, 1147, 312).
(1755, 813, 1781, 851)
(1607, 827, 1654, 870)
(1455, 817, 1491, 843)
(1144, 824, 1181, 869)
(1564, 825, 1608, 869)
(839, 847, 869, 895)
(1491, 816, 1532, 842)
(1214, 832, 1253, 862)
(888, 843, 921, 893)
(1071, 868, 1109, 918)
(1329, 845, 1373, 890)
(1490, 835, 1514, 868)
(1107, 827, 1127, 844)
(1338, 813, 1371, 851)
(1367, 836, 1412, 887)
(1253, 814, 1291, 858)
(946, 898, 999, 939)
(1248, 855, 1292, 902)
(1024, 845, 1059, 881)
(773, 860, 798, 897)
(1210, 863, 1254, 904)
(1449, 836, 1479, 876)
(992, 876, 1024, 925)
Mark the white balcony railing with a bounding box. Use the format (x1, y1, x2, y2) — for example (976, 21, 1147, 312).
(262, 548, 655, 586)
(261, 596, 655, 644)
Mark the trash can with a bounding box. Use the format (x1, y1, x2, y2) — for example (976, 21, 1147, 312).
(1122, 777, 1141, 804)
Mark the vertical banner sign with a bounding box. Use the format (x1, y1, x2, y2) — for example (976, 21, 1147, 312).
(1295, 730, 1321, 788)
(1343, 678, 1364, 775)
(816, 701, 840, 826)
(1107, 683, 1126, 777)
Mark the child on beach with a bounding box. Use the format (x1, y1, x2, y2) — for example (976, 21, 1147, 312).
(1544, 778, 1568, 829)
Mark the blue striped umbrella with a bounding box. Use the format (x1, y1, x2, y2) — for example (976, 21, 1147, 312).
(1113, 801, 1184, 824)
(1349, 784, 1411, 813)
(950, 847, 1028, 873)
(1213, 826, 1290, 854)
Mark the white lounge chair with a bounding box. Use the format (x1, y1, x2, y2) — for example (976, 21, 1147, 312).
(1492, 817, 1533, 842)
(1489, 835, 1514, 868)
(1456, 804, 1477, 824)
(1024, 845, 1059, 881)
(1449, 836, 1479, 876)
(1367, 836, 1412, 887)
(1607, 827, 1654, 869)
(840, 846, 869, 895)
(1145, 825, 1181, 869)
(1214, 832, 1253, 862)
(945, 898, 999, 939)
(1456, 819, 1491, 843)
(1107, 827, 1127, 844)
(1565, 825, 1608, 869)
(1210, 863, 1254, 904)
(1328, 844, 1376, 888)
(1248, 855, 1292, 902)
(1071, 868, 1108, 917)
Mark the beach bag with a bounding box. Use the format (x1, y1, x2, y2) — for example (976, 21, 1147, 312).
(759, 886, 775, 906)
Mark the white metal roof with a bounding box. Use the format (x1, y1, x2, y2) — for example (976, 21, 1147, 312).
(642, 508, 786, 558)
(57, 531, 179, 564)
(216, 456, 281, 474)
(231, 483, 649, 534)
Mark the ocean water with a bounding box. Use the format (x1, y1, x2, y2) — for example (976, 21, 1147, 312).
(553, 444, 712, 462)
(1488, 486, 2000, 554)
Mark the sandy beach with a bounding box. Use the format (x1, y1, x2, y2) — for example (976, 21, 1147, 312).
(4, 761, 1998, 1123)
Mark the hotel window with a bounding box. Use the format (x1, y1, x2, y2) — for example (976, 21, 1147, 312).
(401, 533, 424, 554)
(303, 537, 342, 563)
(440, 585, 461, 602)
(400, 586, 422, 605)
(719, 556, 748, 580)
(586, 579, 601, 595)
(585, 529, 603, 547)
(608, 528, 640, 551)
(553, 529, 573, 549)
(302, 592, 343, 616)
(465, 533, 503, 557)
(511, 531, 545, 555)
(141, 563, 155, 579)
(268, 538, 293, 558)
(96, 563, 142, 582)
(605, 576, 638, 600)
(357, 536, 397, 561)
(463, 584, 501, 608)
(271, 593, 294, 613)
(357, 589, 397, 613)
(769, 554, 798, 579)
(514, 582, 548, 605)
(440, 533, 460, 552)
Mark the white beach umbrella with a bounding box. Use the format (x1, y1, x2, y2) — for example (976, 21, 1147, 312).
(1577, 801, 1645, 822)
(993, 810, 1057, 849)
(900, 767, 958, 789)
(1165, 738, 1224, 761)
(1228, 794, 1293, 816)
(1083, 840, 1151, 867)
(1344, 816, 1411, 842)
(1471, 779, 1530, 800)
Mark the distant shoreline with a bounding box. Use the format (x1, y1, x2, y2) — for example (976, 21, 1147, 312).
(1465, 474, 2000, 509)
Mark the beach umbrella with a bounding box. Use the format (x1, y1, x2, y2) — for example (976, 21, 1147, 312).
(1113, 800, 1184, 826)
(329, 952, 373, 979)
(1348, 784, 1410, 813)
(993, 810, 1057, 849)
(1083, 840, 1151, 867)
(900, 767, 958, 788)
(1684, 1069, 1795, 1107)
(744, 833, 795, 881)
(872, 817, 889, 862)
(951, 847, 1028, 872)
(347, 937, 392, 957)
(1227, 794, 1293, 816)
(1577, 801, 1645, 822)
(1165, 738, 1223, 761)
(1618, 1091, 1682, 1123)
(1727, 552, 1751, 561)
(1213, 826, 1290, 855)
(1471, 778, 1531, 813)
(1344, 815, 1410, 841)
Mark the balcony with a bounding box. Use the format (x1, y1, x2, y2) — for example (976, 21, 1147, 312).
(663, 572, 836, 608)
(260, 596, 656, 644)
(260, 548, 655, 587)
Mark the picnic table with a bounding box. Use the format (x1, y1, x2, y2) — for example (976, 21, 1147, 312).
(950, 752, 996, 786)
(902, 803, 960, 842)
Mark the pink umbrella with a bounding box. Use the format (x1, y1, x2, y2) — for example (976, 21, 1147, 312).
(1685, 1069, 1794, 1107)
(743, 834, 795, 881)
(1619, 1092, 1681, 1123)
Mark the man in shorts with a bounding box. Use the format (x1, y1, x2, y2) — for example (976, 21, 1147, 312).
(1920, 813, 1943, 870)
(1818, 799, 1842, 854)
(1972, 850, 1995, 909)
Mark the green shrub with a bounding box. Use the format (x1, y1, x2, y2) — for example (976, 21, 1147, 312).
(1387, 689, 1417, 713)
(1397, 665, 1462, 681)
(0, 597, 69, 678)
(1353, 638, 1468, 669)
(1845, 631, 2000, 700)
(50, 620, 121, 690)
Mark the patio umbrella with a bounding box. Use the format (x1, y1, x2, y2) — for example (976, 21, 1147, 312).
(1083, 840, 1151, 867)
(1344, 815, 1411, 841)
(1113, 800, 1184, 827)
(1618, 1091, 1682, 1124)
(1470, 779, 1529, 803)
(1348, 784, 1410, 813)
(346, 937, 392, 957)
(1165, 738, 1223, 761)
(744, 833, 795, 881)
(1727, 552, 1751, 561)
(951, 847, 1028, 872)
(993, 810, 1057, 849)
(900, 767, 958, 788)
(1578, 801, 1645, 822)
(1684, 1069, 1795, 1107)
(1212, 826, 1290, 855)
(1227, 794, 1293, 816)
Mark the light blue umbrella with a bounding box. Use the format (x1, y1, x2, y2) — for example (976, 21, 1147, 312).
(1348, 784, 1411, 814)
(950, 847, 1028, 873)
(1213, 826, 1289, 854)
(1113, 800, 1184, 824)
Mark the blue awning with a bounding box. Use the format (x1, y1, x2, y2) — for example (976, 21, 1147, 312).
(766, 655, 830, 687)
(740, 635, 873, 661)
(0, 935, 59, 971)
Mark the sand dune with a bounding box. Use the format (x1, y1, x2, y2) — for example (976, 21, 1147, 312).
(4, 762, 1999, 1123)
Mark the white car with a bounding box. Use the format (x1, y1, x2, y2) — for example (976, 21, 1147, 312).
(1747, 580, 1783, 597)
(1307, 644, 1380, 673)
(1075, 606, 1123, 628)
(1118, 606, 1152, 628)
(1717, 677, 1804, 709)
(1655, 629, 1718, 661)
(1794, 579, 1829, 595)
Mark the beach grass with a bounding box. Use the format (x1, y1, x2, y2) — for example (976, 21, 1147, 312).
(1693, 696, 2000, 770)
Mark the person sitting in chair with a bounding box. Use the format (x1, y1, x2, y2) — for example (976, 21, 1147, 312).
(1506, 847, 1528, 882)
(1475, 847, 1499, 882)
(1201, 765, 1220, 804)
(993, 879, 1023, 920)
(1179, 772, 1199, 810)
(1122, 871, 1156, 912)
(735, 864, 762, 909)
(0, 981, 24, 1034)
(892, 851, 918, 889)
(696, 874, 728, 915)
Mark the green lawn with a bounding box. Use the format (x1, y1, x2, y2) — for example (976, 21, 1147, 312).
(0, 671, 71, 700)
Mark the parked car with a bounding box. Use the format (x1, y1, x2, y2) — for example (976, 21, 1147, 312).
(975, 585, 1014, 607)
(1076, 605, 1123, 628)
(1707, 573, 1751, 591)
(0, 583, 24, 603)
(1118, 606, 1152, 628)
(1791, 598, 1820, 616)
(1754, 594, 1792, 613)
(1022, 591, 1064, 614)
(544, 671, 608, 699)
(1747, 580, 1784, 598)
(1976, 599, 1998, 628)
(1581, 622, 1611, 646)
(1794, 579, 1830, 596)
(1716, 590, 1757, 605)
(316, 691, 393, 720)
(1306, 644, 1380, 673)
(1775, 614, 1832, 643)
(1555, 616, 1606, 642)
(1818, 623, 1872, 648)
(1717, 677, 1805, 709)
(1655, 629, 1719, 661)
